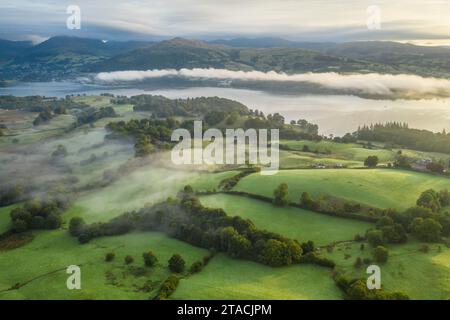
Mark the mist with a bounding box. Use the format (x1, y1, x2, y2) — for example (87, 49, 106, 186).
(95, 68, 450, 97)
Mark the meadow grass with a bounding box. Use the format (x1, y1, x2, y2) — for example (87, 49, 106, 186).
(323, 241, 450, 300)
(0, 230, 208, 300)
(64, 168, 238, 223)
(281, 140, 396, 162)
(234, 168, 450, 210)
(173, 253, 342, 300)
(0, 204, 19, 234)
(199, 194, 372, 245)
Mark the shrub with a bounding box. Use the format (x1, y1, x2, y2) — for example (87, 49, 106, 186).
(105, 252, 115, 262)
(69, 217, 86, 237)
(273, 183, 289, 207)
(372, 246, 389, 263)
(189, 261, 204, 274)
(143, 251, 158, 267)
(124, 255, 134, 265)
(168, 254, 185, 273)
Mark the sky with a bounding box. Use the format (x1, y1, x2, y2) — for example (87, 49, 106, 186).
(1, 0, 450, 44)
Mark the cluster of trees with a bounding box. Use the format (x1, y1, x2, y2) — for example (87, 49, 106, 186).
(154, 274, 179, 300)
(356, 122, 450, 154)
(0, 184, 27, 207)
(362, 189, 450, 246)
(115, 95, 249, 118)
(10, 195, 70, 232)
(68, 186, 318, 268)
(0, 95, 87, 113)
(76, 106, 117, 126)
(244, 114, 320, 140)
(33, 107, 54, 126)
(334, 273, 409, 300)
(106, 118, 176, 157)
(218, 168, 260, 191)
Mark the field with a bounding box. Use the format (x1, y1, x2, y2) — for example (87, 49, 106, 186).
(323, 241, 450, 300)
(173, 254, 342, 300)
(234, 168, 450, 210)
(199, 194, 371, 245)
(0, 204, 19, 234)
(65, 168, 237, 223)
(0, 231, 208, 300)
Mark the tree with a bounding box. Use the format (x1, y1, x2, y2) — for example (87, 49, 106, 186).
(258, 239, 292, 267)
(189, 261, 204, 274)
(372, 246, 389, 263)
(105, 252, 115, 262)
(366, 229, 384, 247)
(409, 218, 442, 242)
(417, 189, 441, 212)
(364, 156, 379, 168)
(51, 144, 68, 158)
(168, 254, 185, 273)
(299, 192, 318, 210)
(69, 217, 85, 237)
(394, 155, 411, 168)
(426, 162, 444, 174)
(124, 255, 134, 264)
(438, 189, 450, 207)
(143, 251, 158, 267)
(273, 183, 289, 207)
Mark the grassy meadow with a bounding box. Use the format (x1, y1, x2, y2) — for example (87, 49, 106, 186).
(173, 254, 342, 300)
(234, 168, 450, 210)
(199, 194, 371, 245)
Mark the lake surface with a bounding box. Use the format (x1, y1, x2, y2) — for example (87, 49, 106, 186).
(2, 81, 450, 136)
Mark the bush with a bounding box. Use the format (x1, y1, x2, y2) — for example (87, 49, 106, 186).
(366, 230, 384, 247)
(105, 252, 115, 262)
(154, 274, 179, 300)
(372, 246, 389, 263)
(124, 255, 134, 264)
(143, 251, 158, 267)
(69, 217, 85, 237)
(364, 156, 379, 168)
(189, 261, 204, 274)
(168, 254, 185, 273)
(273, 183, 289, 207)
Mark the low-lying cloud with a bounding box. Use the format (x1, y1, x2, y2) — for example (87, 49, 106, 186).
(95, 68, 450, 96)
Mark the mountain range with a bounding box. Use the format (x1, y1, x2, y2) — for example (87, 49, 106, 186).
(1, 36, 450, 81)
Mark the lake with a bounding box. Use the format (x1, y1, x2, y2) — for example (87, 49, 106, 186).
(1, 81, 450, 136)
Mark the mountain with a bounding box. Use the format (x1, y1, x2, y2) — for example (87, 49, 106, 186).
(90, 37, 394, 75)
(210, 38, 450, 77)
(0, 36, 154, 81)
(0, 39, 33, 65)
(90, 37, 249, 72)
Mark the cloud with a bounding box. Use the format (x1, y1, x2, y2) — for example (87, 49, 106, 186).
(95, 68, 450, 96)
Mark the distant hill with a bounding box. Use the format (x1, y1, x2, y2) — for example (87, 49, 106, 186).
(210, 38, 450, 77)
(0, 39, 33, 65)
(90, 37, 395, 75)
(3, 35, 450, 81)
(0, 36, 153, 81)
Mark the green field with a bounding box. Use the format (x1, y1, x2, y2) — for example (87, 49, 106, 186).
(323, 241, 450, 300)
(281, 140, 396, 162)
(65, 168, 237, 223)
(0, 204, 19, 234)
(199, 194, 371, 245)
(0, 230, 208, 300)
(234, 168, 450, 210)
(173, 254, 342, 300)
(279, 150, 361, 169)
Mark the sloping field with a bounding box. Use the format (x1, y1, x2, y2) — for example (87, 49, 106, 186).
(0, 231, 208, 300)
(199, 194, 371, 245)
(173, 254, 342, 300)
(234, 169, 450, 210)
